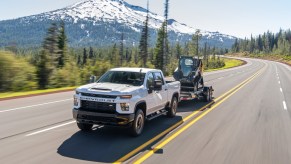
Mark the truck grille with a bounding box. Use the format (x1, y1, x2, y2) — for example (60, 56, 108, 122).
(81, 93, 117, 99)
(80, 100, 116, 114)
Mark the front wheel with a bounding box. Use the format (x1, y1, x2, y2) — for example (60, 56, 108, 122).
(130, 109, 145, 137)
(167, 97, 178, 118)
(77, 122, 93, 131)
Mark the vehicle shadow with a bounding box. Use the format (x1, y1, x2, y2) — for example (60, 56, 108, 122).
(178, 99, 214, 113)
(57, 115, 183, 163)
(57, 100, 213, 163)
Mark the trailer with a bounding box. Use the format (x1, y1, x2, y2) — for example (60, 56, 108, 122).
(173, 56, 213, 102)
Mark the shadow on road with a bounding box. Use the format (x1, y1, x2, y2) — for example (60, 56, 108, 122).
(57, 100, 211, 163)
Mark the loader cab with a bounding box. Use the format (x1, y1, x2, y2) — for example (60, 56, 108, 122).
(174, 56, 203, 80)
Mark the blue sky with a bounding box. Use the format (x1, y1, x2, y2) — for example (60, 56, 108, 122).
(0, 0, 290, 38)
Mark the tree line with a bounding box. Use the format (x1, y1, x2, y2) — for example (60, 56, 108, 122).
(231, 29, 291, 56)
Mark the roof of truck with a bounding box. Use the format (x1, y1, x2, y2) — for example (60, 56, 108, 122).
(110, 67, 161, 73)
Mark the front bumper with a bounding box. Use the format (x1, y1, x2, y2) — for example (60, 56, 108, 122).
(73, 108, 135, 126)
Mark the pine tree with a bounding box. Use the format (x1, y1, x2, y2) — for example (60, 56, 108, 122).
(43, 23, 59, 66)
(36, 50, 52, 89)
(184, 42, 190, 56)
(77, 55, 81, 66)
(190, 30, 202, 58)
(175, 43, 182, 59)
(232, 38, 239, 52)
(89, 46, 94, 59)
(163, 0, 170, 72)
(139, 0, 150, 67)
(57, 21, 67, 68)
(111, 43, 118, 66)
(83, 48, 87, 65)
(212, 47, 216, 60)
(203, 42, 209, 66)
(119, 33, 124, 67)
(154, 22, 166, 71)
(125, 47, 130, 62)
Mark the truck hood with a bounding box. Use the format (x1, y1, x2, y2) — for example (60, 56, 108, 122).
(76, 83, 143, 95)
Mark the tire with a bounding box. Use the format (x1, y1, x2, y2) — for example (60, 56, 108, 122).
(204, 88, 212, 102)
(130, 109, 145, 137)
(200, 77, 204, 88)
(167, 96, 178, 118)
(77, 122, 93, 131)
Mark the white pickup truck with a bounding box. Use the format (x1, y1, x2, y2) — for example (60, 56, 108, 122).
(73, 68, 180, 136)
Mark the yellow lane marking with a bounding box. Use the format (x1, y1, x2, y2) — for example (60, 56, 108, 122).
(114, 101, 217, 163)
(133, 67, 265, 164)
(114, 108, 206, 163)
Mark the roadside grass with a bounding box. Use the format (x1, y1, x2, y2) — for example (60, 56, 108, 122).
(228, 52, 291, 66)
(205, 58, 245, 72)
(0, 86, 76, 99)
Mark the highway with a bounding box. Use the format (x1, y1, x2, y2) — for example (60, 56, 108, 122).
(0, 58, 290, 164)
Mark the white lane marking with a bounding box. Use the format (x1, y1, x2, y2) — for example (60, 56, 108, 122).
(278, 81, 281, 84)
(283, 101, 287, 110)
(0, 99, 72, 113)
(280, 88, 283, 93)
(26, 121, 76, 136)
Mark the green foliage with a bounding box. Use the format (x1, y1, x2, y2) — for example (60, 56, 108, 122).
(190, 30, 202, 57)
(57, 21, 68, 68)
(206, 56, 225, 70)
(43, 23, 59, 66)
(175, 43, 182, 59)
(232, 29, 291, 57)
(36, 50, 53, 89)
(83, 48, 88, 65)
(154, 22, 167, 71)
(139, 1, 150, 68)
(48, 61, 80, 88)
(0, 51, 37, 92)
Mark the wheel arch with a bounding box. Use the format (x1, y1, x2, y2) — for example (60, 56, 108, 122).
(134, 101, 147, 116)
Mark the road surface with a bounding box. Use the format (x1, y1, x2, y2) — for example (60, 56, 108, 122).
(0, 58, 290, 164)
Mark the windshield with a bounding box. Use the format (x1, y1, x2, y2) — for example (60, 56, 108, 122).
(98, 71, 146, 86)
(180, 58, 195, 77)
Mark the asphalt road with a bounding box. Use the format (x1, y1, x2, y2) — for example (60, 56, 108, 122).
(0, 58, 290, 164)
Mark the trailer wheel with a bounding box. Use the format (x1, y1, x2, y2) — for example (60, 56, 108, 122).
(167, 96, 178, 118)
(200, 77, 204, 88)
(77, 122, 93, 131)
(204, 87, 213, 102)
(130, 109, 145, 137)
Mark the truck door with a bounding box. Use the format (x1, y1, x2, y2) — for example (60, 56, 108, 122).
(146, 72, 159, 114)
(153, 72, 168, 110)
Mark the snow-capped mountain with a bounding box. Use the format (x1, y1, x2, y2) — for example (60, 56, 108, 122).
(0, 0, 236, 48)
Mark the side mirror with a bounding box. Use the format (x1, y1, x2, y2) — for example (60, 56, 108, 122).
(148, 85, 154, 94)
(173, 71, 179, 81)
(154, 80, 163, 90)
(89, 75, 97, 83)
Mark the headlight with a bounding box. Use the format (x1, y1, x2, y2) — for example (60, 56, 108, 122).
(120, 95, 132, 99)
(120, 103, 130, 111)
(74, 96, 79, 106)
(76, 90, 80, 95)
